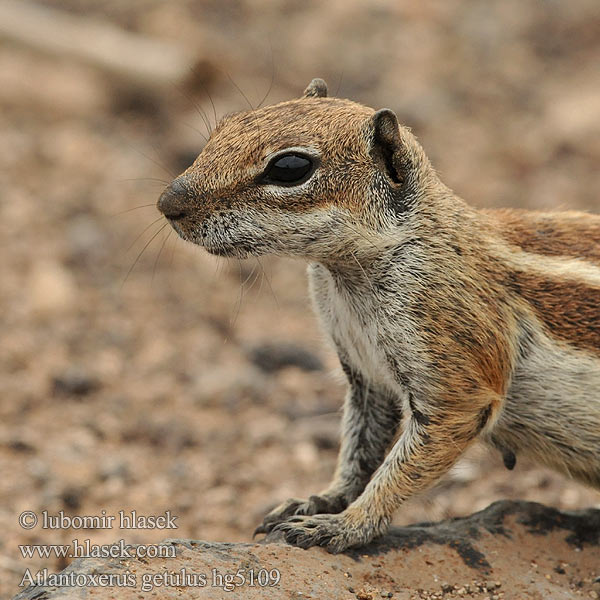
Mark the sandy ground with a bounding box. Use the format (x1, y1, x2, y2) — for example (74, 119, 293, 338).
(1, 0, 599, 597)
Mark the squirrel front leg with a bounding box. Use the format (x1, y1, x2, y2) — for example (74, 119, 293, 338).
(275, 389, 500, 552)
(254, 362, 402, 536)
(318, 362, 403, 508)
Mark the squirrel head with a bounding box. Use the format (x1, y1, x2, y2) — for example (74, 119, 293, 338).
(157, 79, 436, 262)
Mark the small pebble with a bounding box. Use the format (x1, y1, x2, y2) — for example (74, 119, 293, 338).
(52, 366, 99, 396)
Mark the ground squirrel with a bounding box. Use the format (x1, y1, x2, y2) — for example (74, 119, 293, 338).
(157, 78, 600, 553)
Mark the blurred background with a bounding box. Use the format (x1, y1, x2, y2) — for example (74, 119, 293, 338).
(1, 0, 599, 596)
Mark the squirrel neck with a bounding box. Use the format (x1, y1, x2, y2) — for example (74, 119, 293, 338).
(315, 191, 491, 287)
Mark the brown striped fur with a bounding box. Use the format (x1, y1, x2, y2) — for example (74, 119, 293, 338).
(488, 208, 600, 264)
(157, 79, 600, 553)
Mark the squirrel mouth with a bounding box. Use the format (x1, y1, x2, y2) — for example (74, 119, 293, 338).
(164, 217, 256, 259)
(165, 219, 189, 242)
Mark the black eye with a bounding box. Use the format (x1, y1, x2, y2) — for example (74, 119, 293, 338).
(261, 153, 315, 186)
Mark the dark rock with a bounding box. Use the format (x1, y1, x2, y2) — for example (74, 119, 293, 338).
(6, 437, 36, 453)
(248, 342, 323, 373)
(52, 367, 99, 397)
(12, 501, 599, 599)
(60, 486, 85, 511)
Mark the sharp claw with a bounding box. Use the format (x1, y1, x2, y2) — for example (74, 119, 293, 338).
(255, 518, 286, 537)
(253, 524, 267, 538)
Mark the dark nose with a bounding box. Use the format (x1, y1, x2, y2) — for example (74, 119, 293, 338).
(157, 178, 190, 219)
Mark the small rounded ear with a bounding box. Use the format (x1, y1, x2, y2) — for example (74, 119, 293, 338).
(371, 108, 403, 184)
(373, 109, 401, 153)
(303, 78, 328, 98)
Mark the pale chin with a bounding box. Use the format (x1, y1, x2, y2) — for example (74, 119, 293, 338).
(167, 220, 260, 259)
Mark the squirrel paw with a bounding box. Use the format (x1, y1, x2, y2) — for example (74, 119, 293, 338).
(271, 511, 376, 553)
(253, 494, 347, 538)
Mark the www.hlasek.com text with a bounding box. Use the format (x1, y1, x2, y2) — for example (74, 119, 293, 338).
(20, 539, 175, 560)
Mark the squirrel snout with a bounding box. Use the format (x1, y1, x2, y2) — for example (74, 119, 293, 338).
(157, 178, 191, 220)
